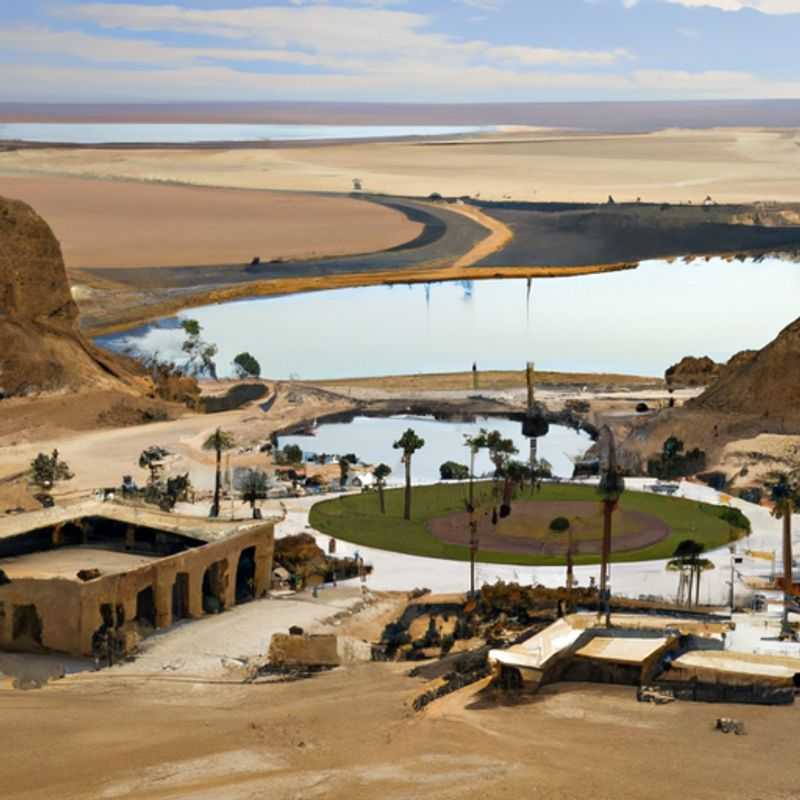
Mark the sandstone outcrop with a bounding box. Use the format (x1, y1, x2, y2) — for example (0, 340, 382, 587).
(690, 317, 800, 419)
(665, 355, 720, 387)
(0, 196, 145, 396)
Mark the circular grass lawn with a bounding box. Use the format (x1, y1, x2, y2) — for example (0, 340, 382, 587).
(309, 481, 747, 566)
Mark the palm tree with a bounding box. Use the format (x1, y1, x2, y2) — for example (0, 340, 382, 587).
(393, 428, 425, 520)
(203, 428, 236, 518)
(769, 473, 800, 638)
(484, 430, 518, 518)
(138, 446, 169, 487)
(373, 463, 392, 514)
(463, 430, 488, 509)
(240, 469, 268, 519)
(597, 427, 625, 625)
(338, 457, 350, 488)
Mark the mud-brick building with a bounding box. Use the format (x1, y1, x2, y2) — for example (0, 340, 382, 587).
(0, 502, 275, 657)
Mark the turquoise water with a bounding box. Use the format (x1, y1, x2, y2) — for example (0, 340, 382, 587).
(278, 415, 591, 482)
(0, 123, 488, 144)
(98, 257, 800, 379)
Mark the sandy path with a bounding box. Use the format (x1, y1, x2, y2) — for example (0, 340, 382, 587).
(0, 175, 422, 269)
(3, 127, 800, 203)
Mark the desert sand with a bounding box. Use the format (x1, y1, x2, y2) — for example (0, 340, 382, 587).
(2, 662, 799, 799)
(0, 175, 422, 269)
(3, 127, 800, 203)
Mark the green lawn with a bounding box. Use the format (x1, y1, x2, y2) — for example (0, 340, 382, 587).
(309, 482, 747, 566)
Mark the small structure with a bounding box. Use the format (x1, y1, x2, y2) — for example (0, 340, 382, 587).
(0, 501, 275, 657)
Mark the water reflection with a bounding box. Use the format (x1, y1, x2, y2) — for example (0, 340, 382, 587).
(278, 415, 591, 482)
(98, 257, 800, 380)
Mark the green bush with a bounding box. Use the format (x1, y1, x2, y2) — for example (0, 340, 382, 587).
(439, 461, 470, 481)
(549, 516, 570, 532)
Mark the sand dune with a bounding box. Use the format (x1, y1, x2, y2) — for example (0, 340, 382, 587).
(2, 127, 800, 204)
(0, 175, 421, 269)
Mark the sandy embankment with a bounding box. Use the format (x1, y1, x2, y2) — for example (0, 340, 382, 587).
(0, 175, 422, 269)
(2, 127, 800, 203)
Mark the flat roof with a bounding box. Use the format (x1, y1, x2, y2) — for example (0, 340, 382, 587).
(0, 546, 159, 581)
(673, 651, 800, 679)
(576, 636, 669, 665)
(0, 500, 277, 544)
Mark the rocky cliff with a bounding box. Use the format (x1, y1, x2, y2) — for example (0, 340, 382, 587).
(0, 196, 145, 396)
(690, 318, 800, 419)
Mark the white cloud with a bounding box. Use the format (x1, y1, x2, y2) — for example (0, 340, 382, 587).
(666, 0, 800, 13)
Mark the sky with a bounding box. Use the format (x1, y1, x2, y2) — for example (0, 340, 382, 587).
(1, 0, 799, 102)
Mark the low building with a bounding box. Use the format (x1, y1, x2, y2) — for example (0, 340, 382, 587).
(0, 501, 274, 657)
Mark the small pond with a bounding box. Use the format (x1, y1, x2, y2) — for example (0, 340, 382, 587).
(276, 415, 592, 483)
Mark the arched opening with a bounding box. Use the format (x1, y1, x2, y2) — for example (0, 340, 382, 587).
(172, 572, 190, 621)
(135, 586, 156, 630)
(202, 560, 227, 614)
(12, 604, 43, 648)
(235, 547, 257, 604)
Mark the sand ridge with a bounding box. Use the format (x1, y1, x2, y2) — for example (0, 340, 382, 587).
(0, 175, 423, 269)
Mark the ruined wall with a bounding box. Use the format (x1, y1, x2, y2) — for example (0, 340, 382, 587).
(0, 522, 274, 657)
(0, 578, 82, 654)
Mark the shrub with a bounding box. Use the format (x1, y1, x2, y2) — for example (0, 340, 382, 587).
(439, 461, 470, 481)
(232, 352, 261, 379)
(281, 444, 303, 465)
(549, 516, 570, 533)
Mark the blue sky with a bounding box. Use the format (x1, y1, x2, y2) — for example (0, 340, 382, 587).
(1, 0, 799, 101)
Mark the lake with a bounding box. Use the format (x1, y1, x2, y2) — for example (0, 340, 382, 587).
(0, 123, 488, 145)
(277, 415, 591, 482)
(98, 256, 800, 379)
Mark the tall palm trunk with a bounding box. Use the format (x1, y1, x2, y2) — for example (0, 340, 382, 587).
(695, 563, 702, 607)
(783, 513, 793, 636)
(403, 456, 412, 520)
(212, 446, 222, 517)
(378, 481, 386, 514)
(599, 499, 613, 625)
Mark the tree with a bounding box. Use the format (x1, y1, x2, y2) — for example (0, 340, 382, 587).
(373, 463, 392, 514)
(233, 352, 261, 379)
(597, 427, 625, 625)
(203, 428, 236, 518)
(240, 469, 268, 518)
(440, 461, 469, 481)
(30, 449, 73, 492)
(661, 436, 684, 479)
(393, 428, 425, 520)
(281, 444, 303, 465)
(181, 319, 218, 379)
(485, 430, 518, 518)
(138, 446, 170, 486)
(338, 457, 351, 488)
(463, 430, 488, 508)
(769, 472, 800, 638)
(668, 539, 707, 607)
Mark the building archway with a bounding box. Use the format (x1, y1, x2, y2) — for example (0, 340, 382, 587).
(202, 560, 227, 614)
(135, 586, 156, 629)
(235, 547, 257, 604)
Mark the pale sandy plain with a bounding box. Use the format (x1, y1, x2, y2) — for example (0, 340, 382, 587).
(2, 127, 800, 204)
(0, 175, 421, 269)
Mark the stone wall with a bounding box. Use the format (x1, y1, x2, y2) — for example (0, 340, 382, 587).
(0, 522, 274, 657)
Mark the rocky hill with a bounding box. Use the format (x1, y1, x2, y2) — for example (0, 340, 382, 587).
(0, 196, 146, 397)
(690, 318, 800, 419)
(665, 355, 720, 387)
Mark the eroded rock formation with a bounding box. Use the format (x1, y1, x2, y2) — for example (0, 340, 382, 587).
(0, 196, 144, 396)
(691, 317, 800, 419)
(665, 355, 721, 387)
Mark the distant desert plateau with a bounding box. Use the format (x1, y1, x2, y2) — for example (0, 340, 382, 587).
(2, 126, 800, 204)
